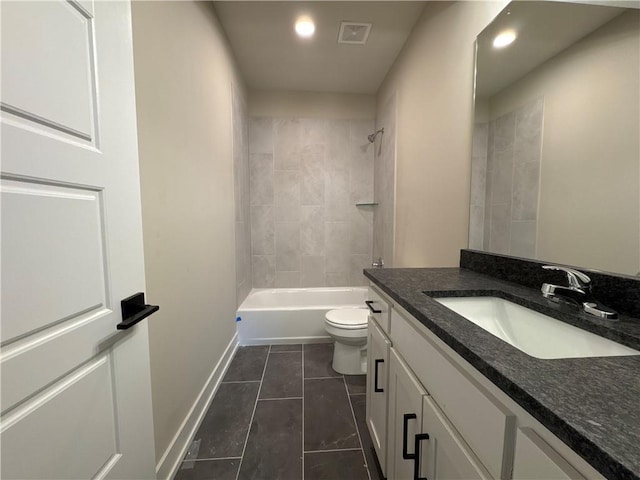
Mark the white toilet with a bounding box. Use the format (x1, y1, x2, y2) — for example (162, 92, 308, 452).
(324, 308, 369, 375)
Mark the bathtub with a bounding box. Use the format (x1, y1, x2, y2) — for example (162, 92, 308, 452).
(236, 287, 369, 345)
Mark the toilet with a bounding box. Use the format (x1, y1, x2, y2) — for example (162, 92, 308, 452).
(324, 308, 369, 375)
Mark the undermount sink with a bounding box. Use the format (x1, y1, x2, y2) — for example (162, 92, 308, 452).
(434, 296, 639, 360)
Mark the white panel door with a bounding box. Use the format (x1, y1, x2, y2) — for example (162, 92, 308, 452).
(1, 1, 156, 479)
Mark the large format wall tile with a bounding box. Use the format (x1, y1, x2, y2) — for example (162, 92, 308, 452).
(325, 222, 350, 274)
(232, 87, 251, 307)
(274, 118, 302, 170)
(250, 205, 274, 255)
(301, 255, 325, 287)
(476, 98, 543, 258)
(252, 255, 275, 288)
(301, 144, 325, 206)
(300, 205, 325, 256)
(249, 153, 274, 207)
(249, 117, 273, 155)
(274, 170, 300, 222)
(249, 117, 374, 288)
(276, 221, 300, 271)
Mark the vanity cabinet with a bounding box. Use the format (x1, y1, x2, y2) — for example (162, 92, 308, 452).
(387, 348, 427, 479)
(513, 428, 584, 480)
(366, 311, 391, 476)
(366, 282, 604, 480)
(388, 347, 493, 480)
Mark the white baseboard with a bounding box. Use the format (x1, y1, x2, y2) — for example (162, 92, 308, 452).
(155, 332, 239, 480)
(241, 335, 331, 346)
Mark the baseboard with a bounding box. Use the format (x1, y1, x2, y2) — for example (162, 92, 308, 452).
(155, 332, 239, 480)
(241, 335, 331, 346)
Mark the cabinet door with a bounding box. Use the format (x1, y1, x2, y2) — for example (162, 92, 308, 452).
(366, 318, 391, 475)
(418, 396, 492, 480)
(388, 348, 428, 480)
(513, 428, 585, 480)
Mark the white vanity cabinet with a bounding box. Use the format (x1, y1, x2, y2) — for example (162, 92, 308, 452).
(388, 346, 492, 480)
(368, 293, 606, 480)
(513, 428, 585, 480)
(420, 395, 493, 480)
(366, 318, 391, 474)
(366, 285, 393, 476)
(387, 348, 427, 479)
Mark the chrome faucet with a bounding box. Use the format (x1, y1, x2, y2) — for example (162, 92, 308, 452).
(541, 265, 618, 320)
(372, 257, 384, 268)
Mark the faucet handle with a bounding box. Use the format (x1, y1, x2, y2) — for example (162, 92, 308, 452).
(542, 265, 591, 290)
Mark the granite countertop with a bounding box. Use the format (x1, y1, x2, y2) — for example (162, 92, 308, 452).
(363, 267, 640, 480)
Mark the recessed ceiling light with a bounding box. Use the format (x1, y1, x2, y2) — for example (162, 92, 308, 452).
(493, 30, 516, 48)
(295, 16, 315, 38)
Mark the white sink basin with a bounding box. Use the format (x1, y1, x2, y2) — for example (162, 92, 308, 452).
(434, 296, 639, 360)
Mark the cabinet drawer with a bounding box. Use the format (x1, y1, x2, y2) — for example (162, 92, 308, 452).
(391, 307, 515, 480)
(513, 428, 584, 480)
(367, 285, 391, 334)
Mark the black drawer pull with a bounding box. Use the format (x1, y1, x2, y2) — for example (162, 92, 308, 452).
(403, 413, 417, 459)
(374, 359, 384, 392)
(413, 433, 430, 480)
(365, 300, 382, 314)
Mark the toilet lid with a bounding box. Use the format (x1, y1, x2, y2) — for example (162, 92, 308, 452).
(325, 308, 369, 329)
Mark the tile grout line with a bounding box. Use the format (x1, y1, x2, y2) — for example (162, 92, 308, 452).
(305, 376, 344, 380)
(221, 380, 262, 384)
(258, 396, 303, 401)
(301, 344, 305, 480)
(234, 345, 271, 480)
(304, 447, 363, 454)
(189, 456, 242, 462)
(343, 376, 372, 480)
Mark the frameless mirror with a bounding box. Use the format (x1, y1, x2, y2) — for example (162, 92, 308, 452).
(470, 1, 640, 276)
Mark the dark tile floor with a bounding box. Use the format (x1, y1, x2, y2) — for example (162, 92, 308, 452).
(175, 343, 384, 480)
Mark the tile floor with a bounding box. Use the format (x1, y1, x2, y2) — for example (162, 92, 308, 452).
(174, 343, 384, 480)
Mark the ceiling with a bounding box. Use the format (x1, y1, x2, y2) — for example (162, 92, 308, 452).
(476, 1, 628, 99)
(213, 1, 427, 94)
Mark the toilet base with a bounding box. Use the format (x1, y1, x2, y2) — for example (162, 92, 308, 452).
(332, 340, 367, 375)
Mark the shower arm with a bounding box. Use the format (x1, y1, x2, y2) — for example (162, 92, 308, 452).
(367, 128, 384, 143)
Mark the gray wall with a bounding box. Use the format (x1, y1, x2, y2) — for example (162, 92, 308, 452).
(131, 0, 243, 464)
(249, 117, 374, 288)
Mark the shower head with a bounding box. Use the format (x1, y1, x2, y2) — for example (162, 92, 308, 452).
(367, 128, 384, 143)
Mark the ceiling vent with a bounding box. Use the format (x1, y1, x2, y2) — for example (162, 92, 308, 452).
(338, 22, 372, 45)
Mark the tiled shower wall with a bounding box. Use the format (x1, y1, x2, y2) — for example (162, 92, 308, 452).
(470, 98, 543, 258)
(373, 93, 396, 267)
(232, 86, 252, 306)
(248, 117, 374, 288)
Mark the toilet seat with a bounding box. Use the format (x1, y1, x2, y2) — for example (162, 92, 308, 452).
(325, 308, 368, 330)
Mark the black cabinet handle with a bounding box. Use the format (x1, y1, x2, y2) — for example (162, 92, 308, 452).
(117, 292, 159, 330)
(413, 433, 430, 480)
(403, 413, 417, 459)
(365, 300, 382, 314)
(374, 359, 384, 392)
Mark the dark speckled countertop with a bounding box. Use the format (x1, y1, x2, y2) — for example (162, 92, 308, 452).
(363, 267, 640, 480)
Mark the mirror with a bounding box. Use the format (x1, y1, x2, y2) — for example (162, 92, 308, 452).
(470, 1, 640, 276)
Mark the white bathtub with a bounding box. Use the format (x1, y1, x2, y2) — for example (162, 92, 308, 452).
(236, 287, 369, 345)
